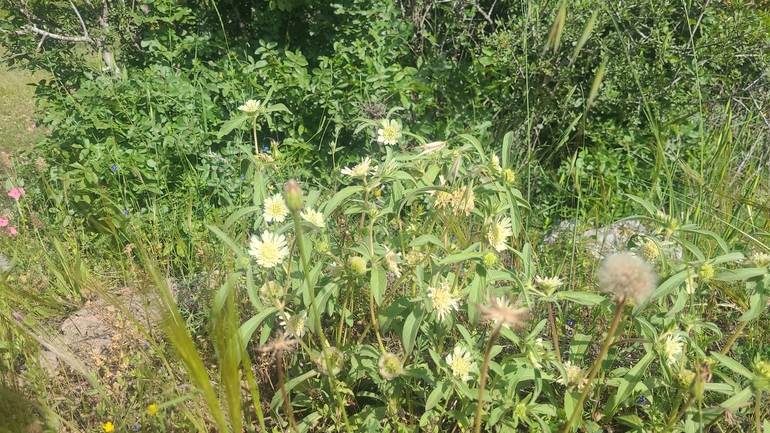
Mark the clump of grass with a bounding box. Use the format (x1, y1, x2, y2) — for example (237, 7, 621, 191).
(0, 62, 47, 152)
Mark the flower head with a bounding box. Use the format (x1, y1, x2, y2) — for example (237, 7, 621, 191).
(377, 119, 402, 145)
(259, 280, 284, 305)
(487, 217, 513, 252)
(404, 249, 425, 266)
(489, 154, 502, 174)
(378, 352, 404, 381)
(641, 239, 660, 261)
(427, 281, 461, 321)
(478, 296, 528, 329)
(263, 193, 289, 223)
(341, 156, 377, 179)
(535, 275, 564, 295)
(110, 165, 118, 173)
(348, 256, 368, 276)
(597, 252, 658, 305)
(249, 231, 290, 268)
(384, 247, 402, 277)
(558, 361, 588, 390)
(238, 99, 262, 113)
(502, 168, 516, 184)
(280, 310, 308, 339)
(747, 251, 770, 267)
(445, 345, 477, 382)
(451, 186, 475, 216)
(8, 187, 25, 200)
(103, 422, 115, 432)
(316, 347, 344, 376)
(300, 209, 325, 228)
(147, 404, 159, 415)
(661, 334, 684, 367)
(699, 263, 715, 280)
(0, 217, 8, 227)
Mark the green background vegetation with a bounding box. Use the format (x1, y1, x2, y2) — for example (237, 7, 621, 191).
(1, 0, 770, 431)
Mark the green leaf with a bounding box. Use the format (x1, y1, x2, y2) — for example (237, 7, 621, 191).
(426, 380, 449, 411)
(223, 205, 262, 231)
(370, 265, 387, 306)
(207, 224, 246, 258)
(711, 352, 753, 379)
(322, 185, 365, 217)
(603, 352, 655, 419)
(239, 307, 278, 347)
(439, 252, 483, 265)
(402, 305, 424, 355)
(712, 268, 767, 282)
(738, 275, 770, 321)
(652, 269, 691, 301)
(502, 131, 514, 169)
(217, 114, 251, 138)
(558, 291, 606, 306)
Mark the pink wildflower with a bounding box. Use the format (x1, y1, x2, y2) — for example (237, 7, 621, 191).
(7, 226, 17, 236)
(0, 217, 7, 227)
(8, 188, 25, 200)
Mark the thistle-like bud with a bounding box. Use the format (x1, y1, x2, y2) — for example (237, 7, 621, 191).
(284, 180, 303, 212)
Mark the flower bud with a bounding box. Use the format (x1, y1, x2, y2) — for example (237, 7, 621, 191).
(284, 180, 303, 212)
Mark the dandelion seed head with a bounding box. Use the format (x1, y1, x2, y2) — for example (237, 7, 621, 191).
(597, 252, 658, 305)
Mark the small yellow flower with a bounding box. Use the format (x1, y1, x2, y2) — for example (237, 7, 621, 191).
(427, 281, 461, 321)
(641, 240, 660, 261)
(238, 99, 262, 113)
(377, 119, 403, 145)
(502, 168, 516, 184)
(102, 422, 115, 432)
(445, 345, 477, 382)
(699, 263, 715, 280)
(263, 193, 289, 223)
(147, 404, 159, 415)
(300, 208, 325, 228)
(348, 256, 368, 276)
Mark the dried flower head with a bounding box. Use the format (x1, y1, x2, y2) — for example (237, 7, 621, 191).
(597, 252, 658, 305)
(317, 347, 344, 376)
(451, 186, 475, 216)
(478, 296, 528, 329)
(35, 157, 47, 172)
(378, 352, 404, 381)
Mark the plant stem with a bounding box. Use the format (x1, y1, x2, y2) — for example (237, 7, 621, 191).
(475, 321, 503, 433)
(756, 390, 762, 433)
(548, 302, 561, 361)
(276, 353, 299, 433)
(721, 320, 748, 355)
(562, 298, 626, 433)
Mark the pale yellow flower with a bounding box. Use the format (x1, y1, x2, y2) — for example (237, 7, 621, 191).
(280, 310, 308, 338)
(535, 275, 564, 295)
(238, 99, 262, 113)
(558, 361, 588, 390)
(445, 346, 477, 382)
(427, 281, 461, 321)
(487, 217, 513, 252)
(300, 208, 325, 228)
(348, 256, 368, 276)
(489, 154, 502, 174)
(384, 247, 402, 277)
(249, 231, 290, 268)
(263, 193, 289, 223)
(377, 119, 402, 145)
(641, 239, 660, 261)
(451, 186, 475, 216)
(661, 334, 684, 367)
(341, 156, 377, 178)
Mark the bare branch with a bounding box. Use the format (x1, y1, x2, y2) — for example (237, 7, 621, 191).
(68, 0, 90, 38)
(0, 52, 29, 63)
(469, 0, 494, 26)
(22, 23, 92, 43)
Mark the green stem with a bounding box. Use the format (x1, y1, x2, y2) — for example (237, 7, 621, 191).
(292, 209, 351, 432)
(562, 298, 626, 433)
(474, 322, 503, 433)
(548, 303, 561, 361)
(756, 390, 762, 433)
(721, 320, 748, 355)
